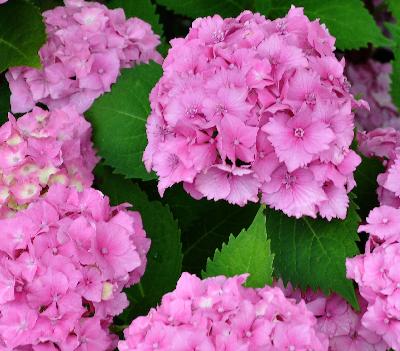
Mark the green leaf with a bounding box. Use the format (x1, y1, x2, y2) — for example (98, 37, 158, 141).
(155, 0, 254, 18)
(32, 0, 63, 11)
(203, 207, 274, 288)
(0, 0, 46, 72)
(387, 0, 400, 22)
(94, 165, 182, 318)
(0, 74, 10, 121)
(255, 0, 392, 50)
(265, 200, 361, 309)
(155, 184, 259, 275)
(354, 155, 385, 219)
(86, 62, 162, 181)
(108, 0, 163, 36)
(388, 23, 400, 110)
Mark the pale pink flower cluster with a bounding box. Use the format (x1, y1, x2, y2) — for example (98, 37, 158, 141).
(358, 127, 400, 208)
(347, 205, 400, 350)
(6, 0, 162, 114)
(346, 60, 400, 131)
(0, 1, 8, 4)
(0, 184, 150, 350)
(0, 107, 97, 218)
(275, 280, 388, 351)
(119, 273, 329, 351)
(144, 8, 365, 219)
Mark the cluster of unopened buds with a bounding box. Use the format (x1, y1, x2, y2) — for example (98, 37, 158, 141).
(346, 60, 400, 131)
(0, 185, 150, 350)
(347, 205, 400, 350)
(119, 273, 329, 350)
(358, 127, 400, 208)
(6, 0, 162, 113)
(0, 106, 97, 218)
(145, 7, 366, 219)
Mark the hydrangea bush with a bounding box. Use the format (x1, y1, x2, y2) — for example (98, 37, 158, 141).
(1, 0, 400, 350)
(6, 0, 162, 114)
(358, 128, 400, 208)
(0, 185, 150, 350)
(346, 60, 400, 131)
(275, 280, 388, 350)
(144, 8, 365, 220)
(120, 273, 329, 351)
(347, 206, 400, 349)
(0, 106, 97, 217)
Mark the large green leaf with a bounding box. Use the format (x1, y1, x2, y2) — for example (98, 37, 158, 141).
(32, 0, 63, 11)
(155, 0, 254, 18)
(354, 155, 385, 219)
(387, 0, 400, 22)
(86, 62, 162, 181)
(265, 201, 361, 309)
(156, 185, 259, 275)
(203, 207, 274, 288)
(388, 23, 400, 110)
(94, 165, 182, 318)
(0, 0, 46, 72)
(255, 0, 392, 50)
(0, 75, 10, 122)
(108, 0, 163, 36)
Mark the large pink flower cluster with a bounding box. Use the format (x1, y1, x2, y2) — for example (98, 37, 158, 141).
(347, 205, 400, 350)
(144, 7, 364, 219)
(358, 127, 400, 208)
(0, 106, 97, 218)
(346, 60, 400, 131)
(275, 280, 388, 351)
(0, 184, 150, 350)
(6, 0, 162, 114)
(119, 273, 329, 351)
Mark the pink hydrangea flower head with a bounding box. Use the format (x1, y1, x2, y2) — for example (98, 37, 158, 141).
(358, 127, 400, 208)
(275, 279, 388, 351)
(347, 205, 400, 350)
(346, 59, 400, 131)
(0, 184, 150, 350)
(145, 8, 365, 219)
(119, 273, 329, 351)
(6, 0, 162, 113)
(0, 106, 98, 217)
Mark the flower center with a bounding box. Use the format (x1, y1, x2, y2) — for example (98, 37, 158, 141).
(305, 92, 316, 105)
(294, 128, 304, 138)
(283, 173, 296, 189)
(216, 104, 228, 114)
(168, 154, 179, 170)
(185, 105, 198, 118)
(276, 20, 287, 35)
(101, 247, 109, 255)
(212, 30, 225, 43)
(342, 77, 351, 92)
(270, 57, 278, 66)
